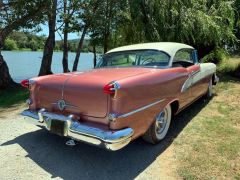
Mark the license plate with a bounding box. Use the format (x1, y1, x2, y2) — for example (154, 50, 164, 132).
(50, 120, 65, 136)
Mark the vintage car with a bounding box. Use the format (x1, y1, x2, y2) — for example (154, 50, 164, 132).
(21, 42, 219, 151)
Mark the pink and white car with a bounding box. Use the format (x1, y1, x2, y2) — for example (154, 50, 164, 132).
(21, 42, 218, 151)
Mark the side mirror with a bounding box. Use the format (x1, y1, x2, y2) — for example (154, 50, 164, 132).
(193, 50, 199, 64)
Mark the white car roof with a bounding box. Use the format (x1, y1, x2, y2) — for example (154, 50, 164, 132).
(106, 42, 194, 57)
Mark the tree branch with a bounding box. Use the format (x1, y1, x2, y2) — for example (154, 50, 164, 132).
(0, 2, 47, 45)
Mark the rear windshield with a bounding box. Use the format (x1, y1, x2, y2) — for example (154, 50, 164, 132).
(97, 50, 170, 68)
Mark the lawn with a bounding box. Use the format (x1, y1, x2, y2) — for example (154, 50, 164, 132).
(173, 58, 240, 179)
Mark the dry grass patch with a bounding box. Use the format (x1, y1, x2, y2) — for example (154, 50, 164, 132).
(173, 75, 240, 179)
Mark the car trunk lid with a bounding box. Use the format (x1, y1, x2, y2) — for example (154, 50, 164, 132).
(31, 68, 152, 118)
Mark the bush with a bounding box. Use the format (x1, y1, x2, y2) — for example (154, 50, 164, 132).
(3, 39, 18, 51)
(202, 48, 226, 64)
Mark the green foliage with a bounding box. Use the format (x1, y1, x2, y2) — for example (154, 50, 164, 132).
(54, 39, 90, 52)
(0, 0, 47, 39)
(3, 39, 18, 51)
(2, 31, 46, 51)
(113, 0, 237, 57)
(29, 40, 38, 51)
(202, 48, 227, 64)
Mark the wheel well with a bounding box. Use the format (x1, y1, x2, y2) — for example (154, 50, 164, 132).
(170, 100, 179, 115)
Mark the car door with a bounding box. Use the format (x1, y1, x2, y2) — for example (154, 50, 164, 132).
(173, 49, 201, 107)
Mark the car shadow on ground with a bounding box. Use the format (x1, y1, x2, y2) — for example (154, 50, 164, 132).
(1, 97, 211, 180)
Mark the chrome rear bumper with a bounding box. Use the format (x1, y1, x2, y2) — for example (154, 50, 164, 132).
(21, 109, 134, 151)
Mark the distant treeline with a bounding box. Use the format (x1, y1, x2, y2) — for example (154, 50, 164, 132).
(55, 39, 91, 52)
(3, 31, 92, 52)
(3, 31, 45, 51)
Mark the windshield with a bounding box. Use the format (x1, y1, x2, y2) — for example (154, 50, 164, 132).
(97, 50, 170, 68)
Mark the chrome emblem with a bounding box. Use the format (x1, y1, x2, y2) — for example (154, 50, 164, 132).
(57, 99, 66, 111)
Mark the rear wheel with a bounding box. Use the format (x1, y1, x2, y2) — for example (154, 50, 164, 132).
(143, 104, 172, 144)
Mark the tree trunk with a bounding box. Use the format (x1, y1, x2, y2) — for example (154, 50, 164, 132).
(72, 25, 88, 71)
(0, 31, 18, 89)
(0, 33, 16, 89)
(93, 44, 97, 68)
(103, 0, 111, 53)
(0, 51, 18, 89)
(62, 0, 70, 73)
(0, 3, 46, 88)
(38, 0, 57, 76)
(103, 31, 109, 53)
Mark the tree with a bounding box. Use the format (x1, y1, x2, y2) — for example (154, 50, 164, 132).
(38, 0, 57, 76)
(59, 0, 79, 72)
(0, 0, 47, 88)
(72, 0, 127, 71)
(116, 0, 236, 58)
(90, 0, 128, 53)
(234, 0, 240, 51)
(72, 0, 100, 71)
(29, 39, 38, 51)
(61, 0, 70, 72)
(3, 39, 18, 50)
(72, 25, 88, 71)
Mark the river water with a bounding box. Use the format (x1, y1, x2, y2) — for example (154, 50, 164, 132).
(2, 51, 94, 82)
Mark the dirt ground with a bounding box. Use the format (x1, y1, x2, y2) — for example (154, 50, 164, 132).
(0, 104, 181, 180)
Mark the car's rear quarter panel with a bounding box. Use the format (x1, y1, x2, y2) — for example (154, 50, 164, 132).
(109, 68, 190, 139)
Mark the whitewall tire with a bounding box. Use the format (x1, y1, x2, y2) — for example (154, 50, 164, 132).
(143, 104, 172, 144)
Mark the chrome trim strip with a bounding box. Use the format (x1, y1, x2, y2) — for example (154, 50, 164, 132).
(21, 109, 134, 151)
(190, 69, 200, 76)
(181, 70, 201, 93)
(118, 99, 165, 118)
(181, 76, 192, 93)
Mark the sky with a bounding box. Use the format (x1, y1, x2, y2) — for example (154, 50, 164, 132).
(38, 25, 79, 40)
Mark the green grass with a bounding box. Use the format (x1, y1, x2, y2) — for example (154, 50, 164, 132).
(0, 87, 29, 108)
(174, 58, 240, 179)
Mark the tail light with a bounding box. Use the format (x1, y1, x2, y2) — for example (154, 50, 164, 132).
(20, 79, 29, 88)
(103, 82, 121, 95)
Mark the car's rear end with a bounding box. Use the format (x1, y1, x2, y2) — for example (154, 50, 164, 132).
(21, 68, 154, 151)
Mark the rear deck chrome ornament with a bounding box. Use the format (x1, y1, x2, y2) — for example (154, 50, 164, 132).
(58, 99, 66, 111)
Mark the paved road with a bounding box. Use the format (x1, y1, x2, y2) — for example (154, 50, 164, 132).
(0, 104, 199, 180)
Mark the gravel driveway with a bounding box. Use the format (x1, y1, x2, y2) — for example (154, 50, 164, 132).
(0, 105, 179, 180)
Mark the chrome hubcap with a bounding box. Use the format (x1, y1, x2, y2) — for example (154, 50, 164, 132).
(155, 109, 167, 134)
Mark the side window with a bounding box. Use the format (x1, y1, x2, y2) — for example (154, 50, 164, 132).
(174, 49, 193, 63)
(172, 49, 194, 68)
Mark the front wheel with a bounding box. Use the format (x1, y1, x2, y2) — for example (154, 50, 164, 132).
(206, 78, 213, 98)
(143, 104, 172, 144)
